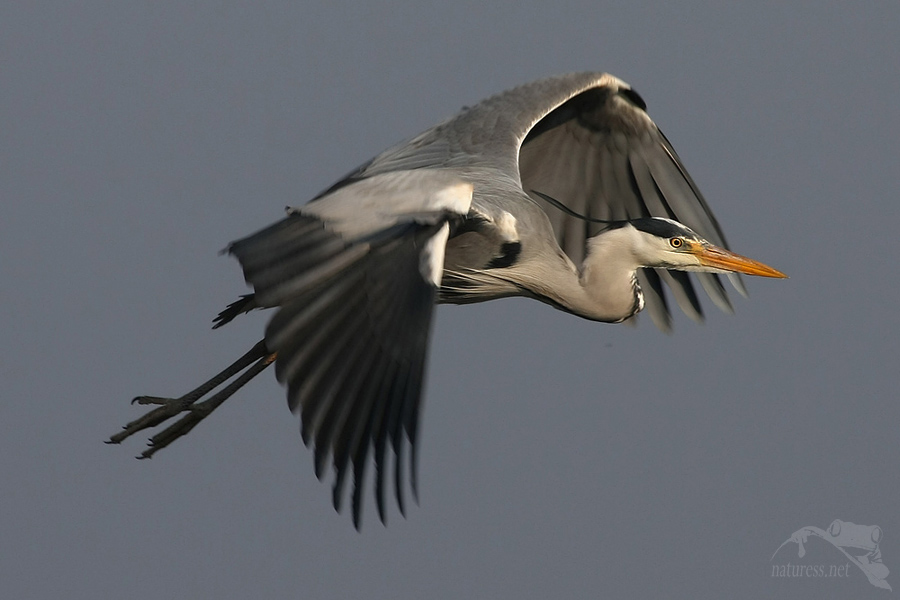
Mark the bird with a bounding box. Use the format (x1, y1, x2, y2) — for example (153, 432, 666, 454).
(108, 72, 787, 528)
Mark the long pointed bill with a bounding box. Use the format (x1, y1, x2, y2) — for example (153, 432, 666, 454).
(693, 244, 788, 278)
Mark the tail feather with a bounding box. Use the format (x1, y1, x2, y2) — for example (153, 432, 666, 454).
(212, 294, 258, 329)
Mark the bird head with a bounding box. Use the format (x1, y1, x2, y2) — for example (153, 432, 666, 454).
(626, 217, 787, 278)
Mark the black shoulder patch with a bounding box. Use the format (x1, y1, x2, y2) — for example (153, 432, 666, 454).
(487, 241, 522, 269)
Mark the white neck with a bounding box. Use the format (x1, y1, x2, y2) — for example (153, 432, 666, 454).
(546, 225, 646, 322)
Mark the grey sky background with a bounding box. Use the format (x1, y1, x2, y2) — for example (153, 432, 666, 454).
(3, 2, 899, 599)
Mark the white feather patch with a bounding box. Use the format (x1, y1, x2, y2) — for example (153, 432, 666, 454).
(420, 222, 450, 287)
(299, 171, 473, 240)
(495, 211, 518, 242)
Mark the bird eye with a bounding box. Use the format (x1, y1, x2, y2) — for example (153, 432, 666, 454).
(669, 238, 683, 248)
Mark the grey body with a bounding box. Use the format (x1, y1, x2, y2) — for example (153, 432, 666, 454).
(115, 72, 769, 528)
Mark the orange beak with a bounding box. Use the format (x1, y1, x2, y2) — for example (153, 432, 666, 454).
(692, 243, 788, 278)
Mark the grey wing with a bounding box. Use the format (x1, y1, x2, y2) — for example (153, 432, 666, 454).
(227, 171, 472, 528)
(321, 73, 627, 182)
(518, 81, 746, 331)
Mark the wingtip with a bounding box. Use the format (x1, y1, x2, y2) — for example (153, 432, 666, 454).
(728, 272, 750, 298)
(332, 482, 343, 514)
(314, 450, 328, 480)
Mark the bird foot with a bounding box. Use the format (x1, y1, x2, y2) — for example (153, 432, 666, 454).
(136, 397, 218, 459)
(106, 394, 200, 451)
(132, 395, 177, 406)
(106, 340, 275, 458)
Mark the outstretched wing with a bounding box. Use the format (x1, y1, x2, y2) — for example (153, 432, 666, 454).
(228, 170, 472, 528)
(340, 72, 743, 331)
(515, 76, 744, 330)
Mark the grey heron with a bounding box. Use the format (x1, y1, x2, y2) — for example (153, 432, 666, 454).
(109, 72, 786, 528)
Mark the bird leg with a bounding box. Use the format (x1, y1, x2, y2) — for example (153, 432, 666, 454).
(107, 340, 276, 458)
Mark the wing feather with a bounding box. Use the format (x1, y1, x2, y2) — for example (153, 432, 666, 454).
(226, 172, 470, 527)
(518, 77, 744, 326)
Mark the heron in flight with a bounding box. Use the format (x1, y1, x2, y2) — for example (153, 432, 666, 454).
(109, 72, 786, 527)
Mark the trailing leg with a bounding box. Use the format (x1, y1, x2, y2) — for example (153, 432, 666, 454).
(107, 340, 275, 457)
